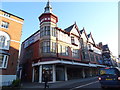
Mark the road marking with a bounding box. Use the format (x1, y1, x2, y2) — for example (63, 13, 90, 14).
(70, 81, 99, 90)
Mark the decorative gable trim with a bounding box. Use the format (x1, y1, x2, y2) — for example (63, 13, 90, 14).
(87, 32, 95, 45)
(80, 28, 88, 42)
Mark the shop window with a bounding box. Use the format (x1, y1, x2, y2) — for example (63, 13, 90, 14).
(42, 65, 53, 82)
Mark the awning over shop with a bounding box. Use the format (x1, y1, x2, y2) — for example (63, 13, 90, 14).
(89, 63, 97, 67)
(89, 63, 106, 68)
(33, 60, 89, 67)
(96, 64, 106, 67)
(32, 60, 107, 68)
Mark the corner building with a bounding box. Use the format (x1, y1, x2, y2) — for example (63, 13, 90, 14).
(20, 1, 106, 83)
(0, 10, 24, 86)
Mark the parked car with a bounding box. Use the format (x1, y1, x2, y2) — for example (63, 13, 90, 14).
(98, 67, 120, 88)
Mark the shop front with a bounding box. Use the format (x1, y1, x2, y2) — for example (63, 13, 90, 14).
(32, 60, 106, 83)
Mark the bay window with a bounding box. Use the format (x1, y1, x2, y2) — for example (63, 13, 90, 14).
(51, 42, 56, 53)
(41, 41, 50, 53)
(40, 26, 50, 38)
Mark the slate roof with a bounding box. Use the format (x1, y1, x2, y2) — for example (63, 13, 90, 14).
(64, 24, 75, 32)
(80, 30, 84, 34)
(87, 33, 91, 38)
(102, 44, 109, 51)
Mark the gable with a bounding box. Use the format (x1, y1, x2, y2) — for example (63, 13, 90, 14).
(81, 32, 87, 42)
(88, 36, 94, 44)
(88, 34, 95, 44)
(70, 25, 79, 36)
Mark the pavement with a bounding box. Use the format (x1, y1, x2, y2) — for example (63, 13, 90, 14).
(20, 76, 98, 89)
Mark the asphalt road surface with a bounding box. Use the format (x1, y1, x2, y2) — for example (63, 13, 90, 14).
(1, 77, 106, 90)
(57, 77, 103, 90)
(69, 80, 102, 90)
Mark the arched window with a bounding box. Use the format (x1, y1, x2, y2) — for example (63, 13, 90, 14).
(0, 31, 10, 50)
(0, 36, 6, 48)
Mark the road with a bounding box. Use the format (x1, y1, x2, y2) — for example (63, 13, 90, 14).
(69, 80, 102, 90)
(3, 77, 104, 90)
(58, 77, 103, 89)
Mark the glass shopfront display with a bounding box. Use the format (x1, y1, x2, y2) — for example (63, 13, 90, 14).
(67, 67, 83, 80)
(42, 65, 53, 82)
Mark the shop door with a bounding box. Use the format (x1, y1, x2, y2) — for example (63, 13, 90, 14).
(42, 65, 53, 82)
(56, 66, 65, 81)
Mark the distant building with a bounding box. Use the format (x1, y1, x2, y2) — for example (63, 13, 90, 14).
(102, 44, 112, 66)
(19, 1, 106, 83)
(0, 10, 24, 86)
(110, 55, 118, 67)
(118, 55, 120, 68)
(101, 44, 118, 67)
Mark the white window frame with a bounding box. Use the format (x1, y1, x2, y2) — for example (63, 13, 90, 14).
(0, 54, 9, 69)
(1, 21, 9, 29)
(0, 31, 10, 50)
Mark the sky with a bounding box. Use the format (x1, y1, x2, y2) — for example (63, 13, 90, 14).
(1, 1, 118, 57)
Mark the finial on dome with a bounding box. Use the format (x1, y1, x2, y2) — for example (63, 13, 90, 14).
(44, 0, 52, 13)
